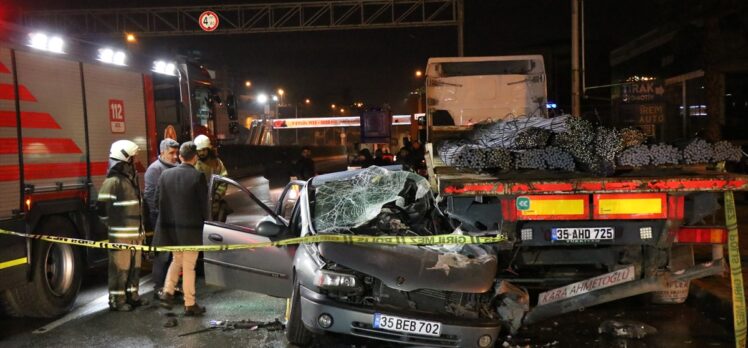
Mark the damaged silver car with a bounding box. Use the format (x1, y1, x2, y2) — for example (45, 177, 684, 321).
(203, 167, 524, 348)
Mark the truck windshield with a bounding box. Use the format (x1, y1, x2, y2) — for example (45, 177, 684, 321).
(437, 60, 536, 77)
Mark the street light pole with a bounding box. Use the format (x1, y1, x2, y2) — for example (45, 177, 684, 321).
(277, 88, 285, 106)
(415, 70, 425, 114)
(457, 0, 464, 57)
(418, 91, 423, 114)
(295, 103, 299, 145)
(571, 0, 582, 117)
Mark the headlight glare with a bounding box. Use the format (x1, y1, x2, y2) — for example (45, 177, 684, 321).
(314, 270, 358, 289)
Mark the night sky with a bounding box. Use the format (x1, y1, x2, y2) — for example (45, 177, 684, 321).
(9, 0, 662, 116)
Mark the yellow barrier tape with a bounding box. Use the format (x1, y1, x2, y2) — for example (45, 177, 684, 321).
(0, 257, 27, 270)
(725, 191, 747, 348)
(0, 229, 508, 253)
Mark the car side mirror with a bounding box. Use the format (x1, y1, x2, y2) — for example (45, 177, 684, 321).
(256, 220, 286, 237)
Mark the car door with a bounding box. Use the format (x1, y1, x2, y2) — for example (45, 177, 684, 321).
(202, 175, 299, 298)
(275, 180, 306, 221)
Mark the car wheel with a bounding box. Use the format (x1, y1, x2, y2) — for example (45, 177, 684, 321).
(0, 216, 83, 317)
(286, 278, 313, 346)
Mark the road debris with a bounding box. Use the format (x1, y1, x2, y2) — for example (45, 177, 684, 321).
(598, 319, 658, 339)
(495, 281, 530, 333)
(178, 318, 285, 337)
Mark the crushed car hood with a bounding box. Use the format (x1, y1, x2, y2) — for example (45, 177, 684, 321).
(319, 242, 497, 293)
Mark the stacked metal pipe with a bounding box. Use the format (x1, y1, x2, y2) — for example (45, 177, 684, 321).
(437, 115, 743, 174)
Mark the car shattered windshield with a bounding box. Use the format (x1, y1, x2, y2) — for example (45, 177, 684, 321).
(311, 166, 432, 234)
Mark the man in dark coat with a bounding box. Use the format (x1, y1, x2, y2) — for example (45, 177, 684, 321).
(408, 140, 426, 171)
(143, 138, 179, 299)
(154, 141, 208, 316)
(295, 146, 316, 180)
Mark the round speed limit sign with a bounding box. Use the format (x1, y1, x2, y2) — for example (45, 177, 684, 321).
(199, 11, 220, 32)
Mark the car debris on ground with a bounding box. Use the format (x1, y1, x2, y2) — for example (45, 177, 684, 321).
(598, 319, 658, 339)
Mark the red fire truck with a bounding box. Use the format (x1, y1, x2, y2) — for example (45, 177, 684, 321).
(0, 22, 205, 317)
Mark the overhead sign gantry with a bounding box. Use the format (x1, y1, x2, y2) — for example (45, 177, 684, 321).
(21, 1, 459, 40)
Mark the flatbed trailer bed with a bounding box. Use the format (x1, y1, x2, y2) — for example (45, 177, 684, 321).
(425, 143, 748, 196)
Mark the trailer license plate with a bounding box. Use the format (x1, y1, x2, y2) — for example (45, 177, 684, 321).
(552, 227, 614, 241)
(373, 313, 441, 337)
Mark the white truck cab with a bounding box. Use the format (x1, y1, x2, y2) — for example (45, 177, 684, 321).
(425, 55, 548, 126)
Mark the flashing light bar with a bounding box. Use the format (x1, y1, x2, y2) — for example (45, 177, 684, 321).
(28, 32, 65, 54)
(152, 60, 177, 76)
(98, 48, 127, 66)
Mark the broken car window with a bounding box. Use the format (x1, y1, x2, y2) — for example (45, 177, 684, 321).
(312, 166, 431, 233)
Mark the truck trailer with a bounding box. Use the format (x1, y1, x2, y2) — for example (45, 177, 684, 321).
(424, 55, 748, 328)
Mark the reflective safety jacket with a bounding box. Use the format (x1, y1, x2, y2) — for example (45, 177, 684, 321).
(97, 160, 143, 240)
(195, 152, 228, 198)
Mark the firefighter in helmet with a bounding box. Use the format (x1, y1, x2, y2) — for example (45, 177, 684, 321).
(193, 134, 229, 221)
(97, 140, 148, 311)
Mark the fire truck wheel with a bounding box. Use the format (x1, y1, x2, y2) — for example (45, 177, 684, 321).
(0, 216, 83, 317)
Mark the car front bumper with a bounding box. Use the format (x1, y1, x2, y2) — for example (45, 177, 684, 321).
(299, 285, 502, 348)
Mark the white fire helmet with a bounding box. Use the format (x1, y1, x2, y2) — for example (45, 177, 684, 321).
(109, 140, 139, 162)
(194, 134, 211, 150)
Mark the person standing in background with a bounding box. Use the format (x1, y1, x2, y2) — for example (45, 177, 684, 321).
(143, 138, 179, 299)
(155, 142, 208, 316)
(295, 146, 316, 180)
(97, 140, 148, 312)
(193, 134, 229, 221)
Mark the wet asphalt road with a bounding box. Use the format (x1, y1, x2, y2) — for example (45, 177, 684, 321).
(0, 180, 742, 347)
(0, 270, 736, 348)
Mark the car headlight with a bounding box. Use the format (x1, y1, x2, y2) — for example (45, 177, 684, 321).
(314, 270, 358, 289)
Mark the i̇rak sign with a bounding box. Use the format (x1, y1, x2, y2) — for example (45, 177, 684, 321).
(109, 99, 125, 133)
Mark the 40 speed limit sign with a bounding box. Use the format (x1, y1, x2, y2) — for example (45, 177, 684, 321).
(199, 11, 220, 32)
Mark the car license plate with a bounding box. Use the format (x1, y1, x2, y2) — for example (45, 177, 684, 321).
(552, 227, 614, 241)
(373, 313, 441, 337)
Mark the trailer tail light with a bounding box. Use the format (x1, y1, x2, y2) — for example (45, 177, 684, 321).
(667, 195, 685, 219)
(514, 195, 589, 221)
(501, 199, 517, 222)
(593, 193, 667, 220)
(675, 227, 727, 244)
